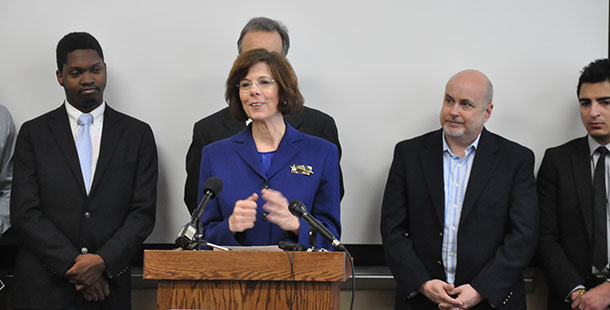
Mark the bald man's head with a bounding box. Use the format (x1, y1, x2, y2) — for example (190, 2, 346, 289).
(440, 69, 494, 146)
(446, 70, 493, 106)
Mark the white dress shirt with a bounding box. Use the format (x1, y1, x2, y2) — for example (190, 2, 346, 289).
(65, 101, 105, 187)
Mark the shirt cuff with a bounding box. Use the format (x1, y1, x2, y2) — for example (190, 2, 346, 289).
(566, 285, 586, 303)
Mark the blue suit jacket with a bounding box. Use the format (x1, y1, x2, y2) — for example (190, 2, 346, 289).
(198, 123, 341, 249)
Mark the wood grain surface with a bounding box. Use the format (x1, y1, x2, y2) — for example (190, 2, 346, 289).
(157, 280, 340, 309)
(144, 250, 349, 309)
(143, 250, 351, 282)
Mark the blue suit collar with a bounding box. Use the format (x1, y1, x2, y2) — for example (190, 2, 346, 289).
(232, 122, 303, 181)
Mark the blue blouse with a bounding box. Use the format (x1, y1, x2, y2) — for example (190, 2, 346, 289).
(259, 150, 276, 177)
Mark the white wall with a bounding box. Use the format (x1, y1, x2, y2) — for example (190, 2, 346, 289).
(0, 0, 607, 244)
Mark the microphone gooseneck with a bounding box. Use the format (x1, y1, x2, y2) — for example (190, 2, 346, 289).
(288, 200, 345, 251)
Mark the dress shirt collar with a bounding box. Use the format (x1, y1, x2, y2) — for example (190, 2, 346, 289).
(65, 100, 105, 129)
(588, 135, 610, 157)
(442, 131, 481, 158)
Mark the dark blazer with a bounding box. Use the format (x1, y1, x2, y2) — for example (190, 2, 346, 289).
(380, 128, 538, 310)
(537, 136, 598, 309)
(10, 104, 157, 309)
(198, 123, 341, 249)
(184, 106, 343, 214)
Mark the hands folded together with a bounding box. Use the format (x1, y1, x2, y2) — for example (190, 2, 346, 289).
(419, 279, 484, 310)
(570, 282, 610, 310)
(228, 188, 300, 235)
(65, 253, 109, 302)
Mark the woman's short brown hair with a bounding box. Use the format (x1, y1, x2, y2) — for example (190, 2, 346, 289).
(225, 49, 304, 122)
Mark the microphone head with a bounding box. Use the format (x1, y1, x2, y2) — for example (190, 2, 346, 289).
(175, 236, 190, 249)
(203, 177, 223, 198)
(288, 200, 307, 218)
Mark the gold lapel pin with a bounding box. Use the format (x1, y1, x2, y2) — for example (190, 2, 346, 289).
(290, 164, 314, 176)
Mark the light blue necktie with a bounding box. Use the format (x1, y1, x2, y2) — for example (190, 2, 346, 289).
(76, 114, 93, 194)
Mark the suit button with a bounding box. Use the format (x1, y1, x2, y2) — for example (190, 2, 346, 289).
(262, 182, 269, 189)
(439, 232, 443, 237)
(81, 247, 88, 254)
(84, 212, 91, 219)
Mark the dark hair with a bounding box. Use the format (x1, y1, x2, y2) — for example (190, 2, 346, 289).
(578, 58, 610, 96)
(225, 49, 303, 122)
(237, 17, 290, 56)
(56, 32, 104, 72)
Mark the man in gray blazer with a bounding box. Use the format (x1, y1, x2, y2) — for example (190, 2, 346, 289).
(0, 104, 16, 239)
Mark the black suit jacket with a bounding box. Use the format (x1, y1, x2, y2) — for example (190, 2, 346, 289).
(380, 128, 538, 310)
(537, 136, 600, 310)
(184, 106, 343, 213)
(10, 104, 157, 309)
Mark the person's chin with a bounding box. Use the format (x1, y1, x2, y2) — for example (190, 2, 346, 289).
(443, 125, 464, 137)
(78, 97, 103, 111)
(590, 132, 610, 140)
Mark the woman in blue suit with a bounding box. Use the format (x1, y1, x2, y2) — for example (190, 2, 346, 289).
(198, 49, 341, 250)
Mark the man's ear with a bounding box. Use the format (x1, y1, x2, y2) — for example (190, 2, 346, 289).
(56, 69, 63, 86)
(483, 102, 494, 122)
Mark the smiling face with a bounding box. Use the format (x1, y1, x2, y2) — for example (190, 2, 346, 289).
(580, 81, 610, 145)
(440, 70, 493, 145)
(239, 61, 280, 122)
(56, 49, 106, 113)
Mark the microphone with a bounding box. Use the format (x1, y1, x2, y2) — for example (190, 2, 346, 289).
(288, 200, 345, 251)
(176, 177, 223, 248)
(191, 177, 223, 220)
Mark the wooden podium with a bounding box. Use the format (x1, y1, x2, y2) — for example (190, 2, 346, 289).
(143, 249, 352, 310)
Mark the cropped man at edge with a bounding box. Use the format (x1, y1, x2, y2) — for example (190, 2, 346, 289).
(538, 58, 610, 310)
(184, 16, 343, 214)
(0, 104, 16, 240)
(381, 70, 538, 309)
(10, 32, 157, 309)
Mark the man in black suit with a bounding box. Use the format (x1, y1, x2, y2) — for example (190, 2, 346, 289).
(10, 32, 157, 309)
(537, 58, 610, 310)
(381, 70, 538, 309)
(184, 17, 343, 214)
